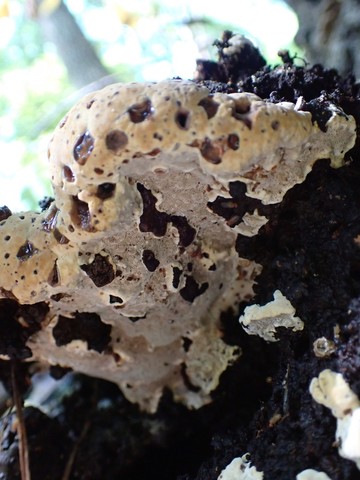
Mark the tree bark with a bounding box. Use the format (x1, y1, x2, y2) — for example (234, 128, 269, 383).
(37, 0, 111, 89)
(286, 0, 360, 78)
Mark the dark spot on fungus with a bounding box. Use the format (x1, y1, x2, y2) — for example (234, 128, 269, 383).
(109, 295, 123, 304)
(228, 133, 240, 150)
(16, 241, 38, 261)
(52, 312, 111, 353)
(198, 96, 219, 119)
(128, 98, 153, 123)
(86, 99, 95, 109)
(59, 115, 68, 128)
(142, 250, 160, 272)
(94, 168, 104, 175)
(182, 337, 192, 352)
(0, 206, 12, 222)
(73, 131, 94, 165)
(80, 254, 115, 287)
(180, 276, 209, 303)
(4, 236, 10, 241)
(200, 137, 222, 164)
(128, 314, 146, 323)
(53, 228, 70, 244)
(271, 120, 280, 130)
(172, 267, 182, 289)
(48, 262, 59, 286)
(96, 183, 116, 200)
(71, 196, 94, 232)
(175, 108, 190, 130)
(63, 166, 75, 182)
(106, 130, 128, 152)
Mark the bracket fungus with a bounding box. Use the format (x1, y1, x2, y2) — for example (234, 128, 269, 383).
(0, 79, 356, 412)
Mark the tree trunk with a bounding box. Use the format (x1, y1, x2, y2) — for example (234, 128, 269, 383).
(37, 0, 111, 89)
(286, 0, 360, 78)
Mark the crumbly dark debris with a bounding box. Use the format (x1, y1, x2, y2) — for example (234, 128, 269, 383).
(0, 206, 12, 222)
(52, 312, 112, 353)
(16, 241, 38, 261)
(38, 197, 54, 212)
(196, 30, 266, 84)
(80, 253, 115, 287)
(0, 299, 49, 360)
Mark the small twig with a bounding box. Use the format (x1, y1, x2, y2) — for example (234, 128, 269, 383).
(61, 419, 91, 480)
(11, 362, 31, 480)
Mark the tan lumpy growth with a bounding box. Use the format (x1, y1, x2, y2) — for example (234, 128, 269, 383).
(0, 80, 356, 411)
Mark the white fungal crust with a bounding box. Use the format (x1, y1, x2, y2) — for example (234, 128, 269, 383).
(296, 469, 332, 480)
(310, 370, 360, 469)
(0, 80, 356, 411)
(217, 454, 263, 480)
(239, 290, 304, 342)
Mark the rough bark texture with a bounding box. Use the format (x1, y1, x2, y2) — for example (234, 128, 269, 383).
(286, 0, 360, 78)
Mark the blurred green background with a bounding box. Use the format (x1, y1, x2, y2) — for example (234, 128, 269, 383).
(0, 0, 299, 211)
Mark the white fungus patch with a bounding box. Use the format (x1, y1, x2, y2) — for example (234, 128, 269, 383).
(310, 370, 360, 470)
(217, 454, 263, 480)
(0, 79, 356, 411)
(296, 469, 332, 480)
(239, 290, 304, 342)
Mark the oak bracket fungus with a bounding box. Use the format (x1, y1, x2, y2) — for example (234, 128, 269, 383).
(0, 79, 356, 412)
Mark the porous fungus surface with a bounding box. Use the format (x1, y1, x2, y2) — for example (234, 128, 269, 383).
(0, 79, 356, 413)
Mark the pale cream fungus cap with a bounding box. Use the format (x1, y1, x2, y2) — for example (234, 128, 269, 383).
(0, 79, 356, 411)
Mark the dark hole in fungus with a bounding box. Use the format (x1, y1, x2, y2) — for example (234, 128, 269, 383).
(137, 183, 168, 237)
(16, 241, 38, 261)
(180, 276, 209, 303)
(142, 250, 160, 272)
(96, 183, 116, 200)
(182, 336, 193, 352)
(180, 363, 201, 392)
(0, 299, 49, 360)
(73, 131, 94, 165)
(0, 206, 12, 222)
(271, 120, 280, 130)
(200, 137, 222, 164)
(52, 312, 112, 353)
(170, 216, 196, 247)
(53, 228, 70, 244)
(228, 133, 240, 150)
(172, 267, 182, 289)
(198, 96, 219, 119)
(175, 108, 191, 130)
(48, 262, 59, 286)
(71, 196, 94, 231)
(80, 254, 115, 287)
(94, 168, 104, 175)
(63, 166, 75, 182)
(41, 205, 59, 233)
(128, 314, 146, 323)
(109, 295, 123, 304)
(106, 130, 128, 152)
(128, 98, 153, 123)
